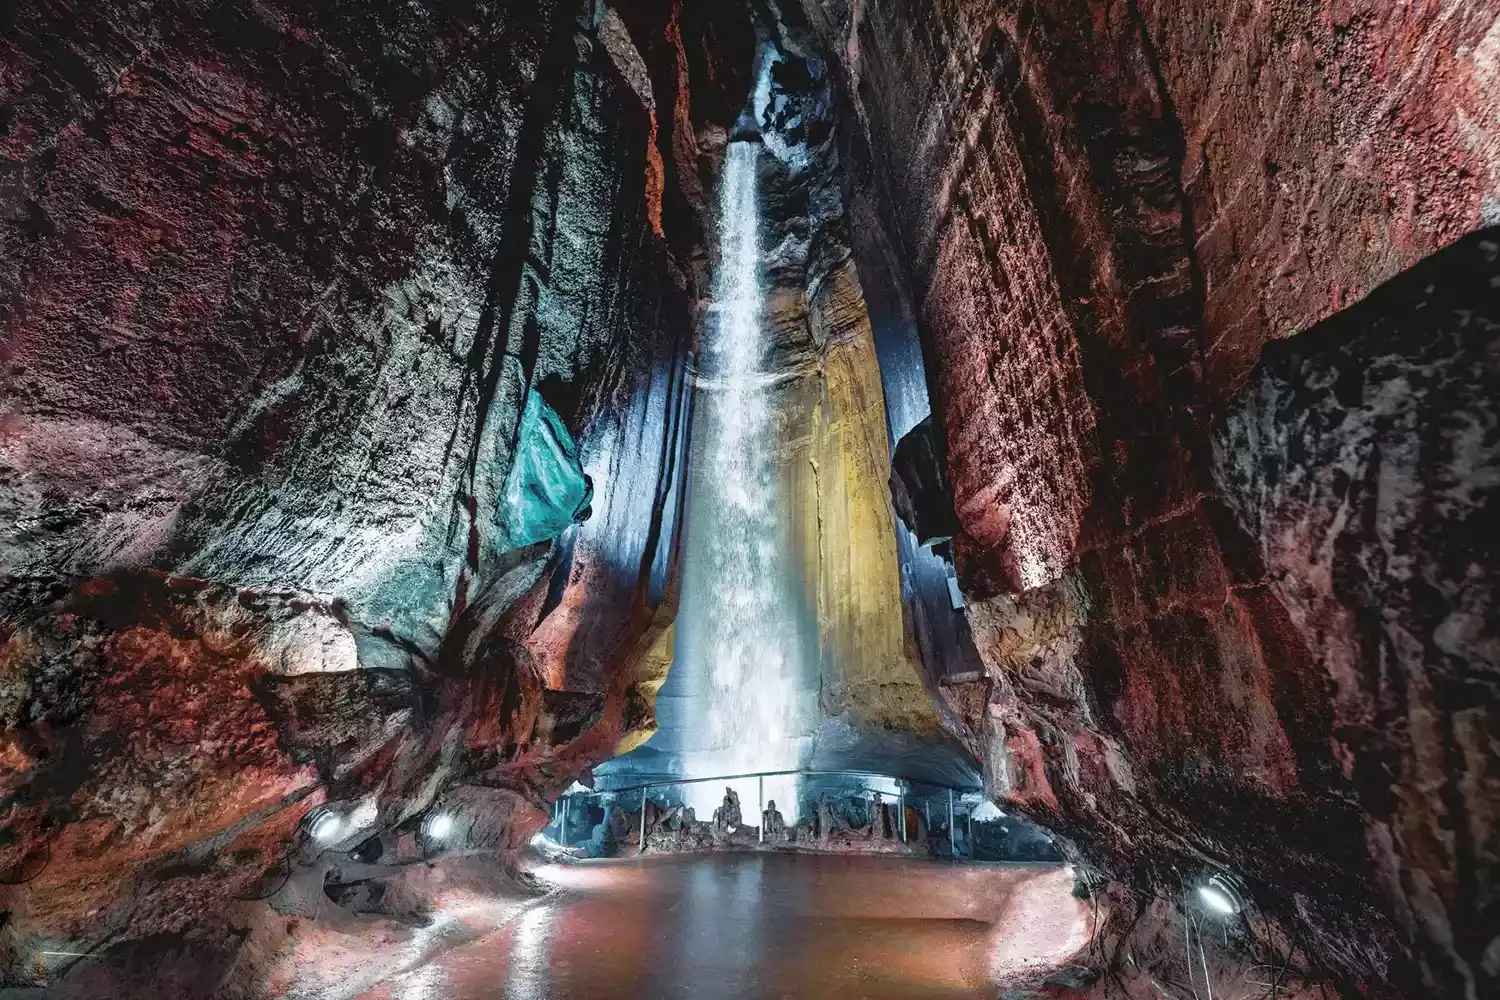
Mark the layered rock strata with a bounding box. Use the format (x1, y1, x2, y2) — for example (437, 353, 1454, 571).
(792, 0, 1500, 995)
(1, 0, 1496, 997)
(0, 0, 750, 990)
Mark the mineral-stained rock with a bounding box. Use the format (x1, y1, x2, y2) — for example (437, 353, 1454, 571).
(2, 0, 1497, 996)
(798, 254, 945, 732)
(795, 0, 1500, 995)
(1137, 0, 1500, 390)
(940, 231, 1497, 997)
(0, 574, 320, 948)
(425, 785, 550, 855)
(0, 0, 748, 989)
(256, 668, 419, 782)
(754, 44, 946, 736)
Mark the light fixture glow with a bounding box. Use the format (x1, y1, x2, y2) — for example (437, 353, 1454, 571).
(349, 796, 378, 830)
(425, 812, 455, 841)
(308, 811, 342, 844)
(1197, 876, 1243, 916)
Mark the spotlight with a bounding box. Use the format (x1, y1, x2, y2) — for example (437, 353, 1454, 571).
(1196, 873, 1244, 917)
(423, 812, 455, 842)
(307, 809, 342, 844)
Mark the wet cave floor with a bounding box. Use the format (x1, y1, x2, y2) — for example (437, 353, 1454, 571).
(353, 854, 1089, 1000)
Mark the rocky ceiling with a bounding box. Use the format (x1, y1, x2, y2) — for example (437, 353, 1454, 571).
(1, 1, 1496, 998)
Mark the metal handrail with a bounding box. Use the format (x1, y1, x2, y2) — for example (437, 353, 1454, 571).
(553, 767, 985, 858)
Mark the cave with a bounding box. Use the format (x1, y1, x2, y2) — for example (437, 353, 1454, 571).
(1, 1, 1496, 998)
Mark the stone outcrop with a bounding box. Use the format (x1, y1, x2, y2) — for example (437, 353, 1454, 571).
(762, 799, 788, 842)
(2, 0, 1497, 996)
(1, 0, 749, 990)
(1213, 231, 1499, 998)
(752, 35, 948, 735)
(711, 785, 744, 834)
(790, 0, 1500, 995)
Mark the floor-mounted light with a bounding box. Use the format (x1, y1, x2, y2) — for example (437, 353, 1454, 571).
(348, 796, 378, 831)
(306, 808, 342, 844)
(423, 812, 456, 843)
(1196, 873, 1245, 917)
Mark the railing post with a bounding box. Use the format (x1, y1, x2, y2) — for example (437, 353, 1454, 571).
(640, 788, 648, 855)
(758, 775, 764, 843)
(949, 789, 956, 859)
(898, 788, 906, 842)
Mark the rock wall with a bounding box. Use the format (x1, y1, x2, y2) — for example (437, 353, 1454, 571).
(750, 38, 947, 736)
(1213, 232, 1499, 999)
(800, 256, 941, 730)
(795, 0, 1500, 996)
(1140, 0, 1500, 391)
(0, 0, 750, 990)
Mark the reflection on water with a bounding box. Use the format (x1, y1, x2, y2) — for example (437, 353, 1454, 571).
(361, 855, 1085, 1000)
(503, 906, 555, 1000)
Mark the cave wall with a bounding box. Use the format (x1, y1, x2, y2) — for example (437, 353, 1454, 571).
(750, 40, 948, 737)
(1214, 229, 1499, 999)
(795, 0, 1500, 995)
(1139, 0, 1500, 391)
(0, 0, 751, 987)
(800, 254, 943, 731)
(2, 0, 1494, 993)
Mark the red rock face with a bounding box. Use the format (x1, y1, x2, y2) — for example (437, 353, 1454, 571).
(827, 0, 1211, 600)
(0, 577, 322, 975)
(921, 101, 1097, 594)
(3, 0, 1494, 996)
(802, 0, 1500, 996)
(1, 0, 750, 992)
(1141, 0, 1500, 391)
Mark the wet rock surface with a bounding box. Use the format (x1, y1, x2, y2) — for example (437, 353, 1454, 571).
(1214, 230, 1500, 997)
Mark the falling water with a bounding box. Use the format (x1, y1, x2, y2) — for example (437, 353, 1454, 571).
(673, 140, 812, 821)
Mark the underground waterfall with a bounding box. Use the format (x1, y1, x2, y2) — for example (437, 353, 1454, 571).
(669, 139, 812, 822)
(5, 1, 1495, 996)
(576, 40, 1009, 852)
